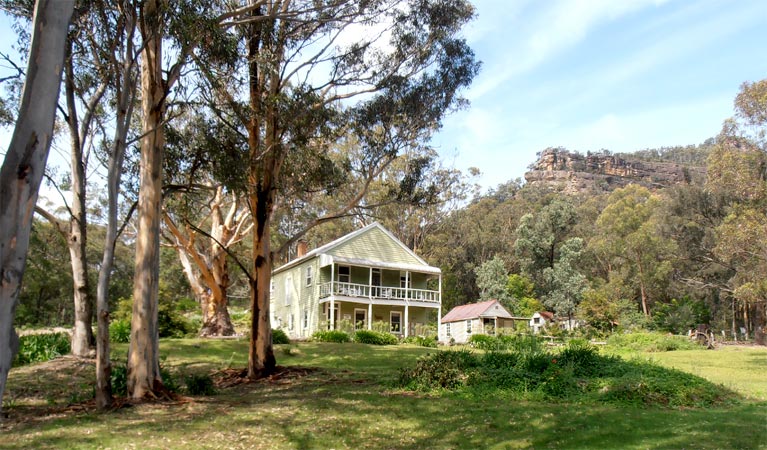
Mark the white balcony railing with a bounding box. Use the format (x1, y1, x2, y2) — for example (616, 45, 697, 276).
(319, 281, 439, 303)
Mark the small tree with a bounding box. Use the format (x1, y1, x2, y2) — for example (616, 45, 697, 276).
(475, 256, 516, 313)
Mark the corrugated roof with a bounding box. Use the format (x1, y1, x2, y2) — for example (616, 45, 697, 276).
(441, 300, 513, 323)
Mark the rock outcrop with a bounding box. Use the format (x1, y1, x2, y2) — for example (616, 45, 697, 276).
(524, 148, 706, 194)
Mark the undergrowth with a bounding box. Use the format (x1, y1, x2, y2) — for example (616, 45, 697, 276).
(398, 339, 734, 407)
(13, 333, 70, 366)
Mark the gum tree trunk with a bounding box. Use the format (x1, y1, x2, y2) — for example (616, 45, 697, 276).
(128, 0, 165, 399)
(0, 0, 74, 412)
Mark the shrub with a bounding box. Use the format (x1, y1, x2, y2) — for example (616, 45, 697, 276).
(311, 329, 350, 343)
(399, 350, 478, 390)
(402, 335, 438, 348)
(607, 331, 698, 352)
(558, 339, 600, 377)
(272, 328, 290, 344)
(110, 319, 131, 343)
(354, 329, 398, 345)
(13, 332, 70, 366)
(158, 303, 196, 338)
(184, 373, 216, 396)
(111, 364, 128, 396)
(468, 334, 500, 351)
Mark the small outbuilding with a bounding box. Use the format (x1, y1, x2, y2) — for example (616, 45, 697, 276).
(439, 300, 517, 344)
(529, 311, 554, 334)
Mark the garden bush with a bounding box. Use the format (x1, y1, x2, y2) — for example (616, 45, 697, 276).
(111, 364, 128, 396)
(399, 350, 478, 390)
(109, 319, 131, 343)
(468, 334, 500, 350)
(158, 303, 197, 338)
(272, 328, 290, 344)
(13, 332, 70, 366)
(398, 342, 731, 407)
(184, 373, 216, 396)
(606, 331, 698, 352)
(311, 329, 350, 343)
(402, 335, 438, 348)
(354, 329, 398, 345)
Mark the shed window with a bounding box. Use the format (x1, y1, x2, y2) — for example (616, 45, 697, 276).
(446, 322, 451, 337)
(466, 319, 472, 334)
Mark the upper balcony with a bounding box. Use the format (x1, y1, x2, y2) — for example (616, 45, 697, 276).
(318, 281, 440, 305)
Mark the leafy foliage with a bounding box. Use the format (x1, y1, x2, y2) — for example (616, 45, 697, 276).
(13, 333, 71, 366)
(311, 330, 351, 343)
(272, 328, 290, 345)
(184, 373, 216, 396)
(606, 332, 700, 352)
(354, 330, 398, 345)
(109, 319, 131, 343)
(399, 340, 730, 406)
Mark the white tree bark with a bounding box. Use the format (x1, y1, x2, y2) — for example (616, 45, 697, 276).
(0, 0, 74, 412)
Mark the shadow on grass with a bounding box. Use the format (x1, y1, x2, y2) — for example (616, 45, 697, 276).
(3, 341, 765, 449)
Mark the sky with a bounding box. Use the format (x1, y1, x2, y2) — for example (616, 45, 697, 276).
(430, 0, 767, 189)
(2, 0, 767, 193)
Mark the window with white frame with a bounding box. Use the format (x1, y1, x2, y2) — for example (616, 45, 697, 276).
(303, 309, 309, 329)
(288, 313, 294, 330)
(390, 311, 402, 334)
(338, 265, 350, 283)
(285, 276, 292, 305)
(305, 266, 313, 286)
(466, 319, 472, 334)
(446, 322, 451, 337)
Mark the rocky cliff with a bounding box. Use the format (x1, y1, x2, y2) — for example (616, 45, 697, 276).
(524, 148, 706, 194)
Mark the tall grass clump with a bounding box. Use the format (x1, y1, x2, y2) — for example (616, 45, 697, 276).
(13, 333, 71, 366)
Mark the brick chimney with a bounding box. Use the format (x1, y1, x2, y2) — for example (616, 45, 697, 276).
(296, 239, 308, 258)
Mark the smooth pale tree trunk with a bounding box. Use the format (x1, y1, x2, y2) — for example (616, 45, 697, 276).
(96, 26, 136, 408)
(0, 0, 74, 412)
(128, 0, 165, 399)
(63, 40, 97, 357)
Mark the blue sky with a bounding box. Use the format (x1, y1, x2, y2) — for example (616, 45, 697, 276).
(2, 1, 766, 193)
(431, 0, 767, 189)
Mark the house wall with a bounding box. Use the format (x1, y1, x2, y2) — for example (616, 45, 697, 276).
(440, 318, 479, 344)
(271, 257, 321, 340)
(328, 227, 423, 265)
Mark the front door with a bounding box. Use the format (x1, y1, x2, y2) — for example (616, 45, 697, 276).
(354, 308, 367, 330)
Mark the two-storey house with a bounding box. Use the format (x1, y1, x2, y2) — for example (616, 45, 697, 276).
(270, 222, 442, 339)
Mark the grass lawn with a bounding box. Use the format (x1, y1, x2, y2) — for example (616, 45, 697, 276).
(2, 340, 766, 449)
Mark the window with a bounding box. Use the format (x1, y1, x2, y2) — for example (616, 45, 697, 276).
(534, 317, 540, 324)
(390, 311, 402, 334)
(466, 319, 472, 334)
(288, 314, 294, 330)
(338, 265, 350, 283)
(325, 303, 340, 328)
(305, 266, 313, 286)
(446, 322, 451, 337)
(303, 309, 309, 329)
(285, 276, 292, 305)
(400, 271, 411, 289)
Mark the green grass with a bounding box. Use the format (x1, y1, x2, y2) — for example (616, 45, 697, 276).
(1, 340, 765, 449)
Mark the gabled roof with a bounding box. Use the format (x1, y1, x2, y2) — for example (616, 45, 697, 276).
(273, 222, 437, 275)
(441, 300, 514, 323)
(534, 311, 554, 321)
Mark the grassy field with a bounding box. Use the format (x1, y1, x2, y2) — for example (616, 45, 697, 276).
(2, 340, 766, 449)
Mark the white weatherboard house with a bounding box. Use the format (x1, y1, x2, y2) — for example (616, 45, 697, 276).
(270, 222, 442, 339)
(439, 300, 516, 344)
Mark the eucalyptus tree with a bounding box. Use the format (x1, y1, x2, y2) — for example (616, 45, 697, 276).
(0, 0, 73, 412)
(205, 0, 479, 377)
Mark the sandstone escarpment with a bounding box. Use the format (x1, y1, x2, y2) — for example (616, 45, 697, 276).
(524, 148, 706, 194)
